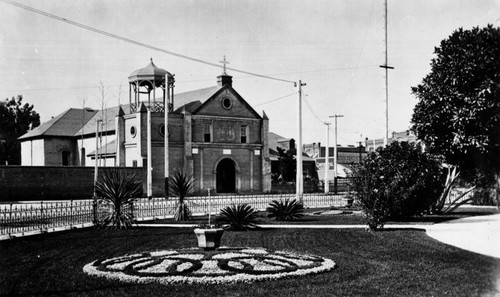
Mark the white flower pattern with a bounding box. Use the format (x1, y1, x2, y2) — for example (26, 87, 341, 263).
(83, 247, 336, 285)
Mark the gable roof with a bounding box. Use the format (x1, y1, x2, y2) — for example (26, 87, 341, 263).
(191, 85, 262, 119)
(18, 105, 130, 141)
(18, 108, 98, 140)
(174, 86, 221, 112)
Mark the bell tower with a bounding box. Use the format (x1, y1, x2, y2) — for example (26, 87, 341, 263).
(127, 59, 175, 198)
(128, 58, 175, 113)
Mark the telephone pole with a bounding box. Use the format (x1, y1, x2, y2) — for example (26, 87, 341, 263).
(329, 115, 343, 194)
(324, 122, 331, 194)
(379, 0, 394, 146)
(296, 80, 306, 202)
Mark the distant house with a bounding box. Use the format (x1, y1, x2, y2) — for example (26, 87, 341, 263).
(365, 130, 418, 152)
(303, 143, 366, 181)
(18, 60, 272, 195)
(268, 132, 317, 180)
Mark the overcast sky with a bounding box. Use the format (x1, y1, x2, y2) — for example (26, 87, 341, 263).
(1, 0, 499, 145)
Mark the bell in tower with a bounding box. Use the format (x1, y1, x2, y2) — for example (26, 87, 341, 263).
(128, 58, 175, 113)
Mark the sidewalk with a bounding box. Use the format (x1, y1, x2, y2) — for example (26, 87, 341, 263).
(426, 212, 500, 259)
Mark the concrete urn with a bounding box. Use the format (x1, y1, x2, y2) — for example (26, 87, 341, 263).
(194, 228, 224, 250)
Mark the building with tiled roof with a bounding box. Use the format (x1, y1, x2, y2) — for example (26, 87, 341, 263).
(18, 60, 272, 196)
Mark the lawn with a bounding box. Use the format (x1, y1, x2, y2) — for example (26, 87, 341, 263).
(1, 222, 499, 296)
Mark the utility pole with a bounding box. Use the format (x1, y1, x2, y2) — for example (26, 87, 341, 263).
(164, 74, 170, 199)
(324, 122, 331, 194)
(329, 115, 343, 194)
(93, 119, 102, 225)
(296, 80, 306, 202)
(379, 0, 394, 146)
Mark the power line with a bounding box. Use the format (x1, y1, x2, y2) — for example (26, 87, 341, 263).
(303, 93, 324, 124)
(254, 93, 296, 107)
(1, 0, 295, 85)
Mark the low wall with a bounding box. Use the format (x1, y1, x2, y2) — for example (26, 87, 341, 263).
(0, 166, 144, 202)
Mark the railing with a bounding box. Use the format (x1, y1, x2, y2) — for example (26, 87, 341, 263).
(0, 193, 345, 237)
(133, 193, 345, 221)
(0, 200, 95, 237)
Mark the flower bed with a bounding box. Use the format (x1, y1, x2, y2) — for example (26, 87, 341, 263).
(83, 247, 336, 285)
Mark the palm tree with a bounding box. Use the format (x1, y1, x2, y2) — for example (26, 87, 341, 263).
(169, 171, 194, 221)
(95, 168, 143, 229)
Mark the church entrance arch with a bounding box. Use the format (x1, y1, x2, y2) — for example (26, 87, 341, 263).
(216, 158, 236, 193)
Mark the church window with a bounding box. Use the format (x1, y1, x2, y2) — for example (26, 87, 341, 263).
(240, 125, 248, 143)
(222, 97, 232, 109)
(130, 126, 137, 138)
(204, 123, 212, 142)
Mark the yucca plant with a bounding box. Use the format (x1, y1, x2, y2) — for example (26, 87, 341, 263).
(95, 168, 143, 229)
(169, 171, 194, 221)
(217, 203, 259, 231)
(267, 198, 304, 221)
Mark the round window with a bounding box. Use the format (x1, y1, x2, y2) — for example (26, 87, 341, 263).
(221, 97, 232, 109)
(130, 126, 137, 138)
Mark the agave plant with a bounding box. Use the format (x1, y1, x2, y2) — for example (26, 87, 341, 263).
(95, 168, 143, 229)
(433, 166, 475, 214)
(267, 198, 304, 221)
(169, 171, 194, 221)
(217, 204, 259, 231)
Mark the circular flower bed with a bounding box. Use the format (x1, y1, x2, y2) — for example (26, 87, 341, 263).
(83, 247, 336, 284)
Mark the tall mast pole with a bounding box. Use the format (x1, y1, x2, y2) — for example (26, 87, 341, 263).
(380, 0, 394, 146)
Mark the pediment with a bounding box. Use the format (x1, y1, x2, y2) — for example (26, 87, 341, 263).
(192, 86, 262, 119)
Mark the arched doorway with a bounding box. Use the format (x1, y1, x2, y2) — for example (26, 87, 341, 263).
(216, 158, 236, 193)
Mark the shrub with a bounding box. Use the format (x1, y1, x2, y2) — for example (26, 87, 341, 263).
(169, 171, 194, 221)
(217, 204, 259, 231)
(349, 142, 443, 230)
(95, 168, 143, 229)
(266, 199, 304, 221)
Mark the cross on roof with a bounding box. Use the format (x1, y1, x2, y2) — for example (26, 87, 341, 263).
(219, 55, 229, 74)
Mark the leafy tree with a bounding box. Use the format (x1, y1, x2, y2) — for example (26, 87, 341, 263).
(0, 95, 41, 165)
(411, 25, 500, 205)
(349, 142, 443, 230)
(276, 146, 296, 182)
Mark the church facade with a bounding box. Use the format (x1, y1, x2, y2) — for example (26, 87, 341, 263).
(19, 60, 272, 196)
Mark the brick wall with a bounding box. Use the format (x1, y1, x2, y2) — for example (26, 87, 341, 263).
(0, 166, 144, 202)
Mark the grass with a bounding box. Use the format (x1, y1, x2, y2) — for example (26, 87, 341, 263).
(1, 222, 499, 296)
(140, 206, 485, 226)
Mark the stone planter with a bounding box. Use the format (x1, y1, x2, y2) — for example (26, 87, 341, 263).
(194, 228, 224, 250)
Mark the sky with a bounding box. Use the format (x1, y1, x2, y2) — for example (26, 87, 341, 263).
(1, 0, 499, 146)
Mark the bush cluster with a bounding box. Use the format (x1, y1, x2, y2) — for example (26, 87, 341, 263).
(349, 142, 443, 230)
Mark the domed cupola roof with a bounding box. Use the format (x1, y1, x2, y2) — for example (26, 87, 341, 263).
(128, 58, 173, 85)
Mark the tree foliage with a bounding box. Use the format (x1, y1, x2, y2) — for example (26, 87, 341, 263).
(0, 95, 41, 165)
(349, 142, 443, 230)
(276, 146, 296, 182)
(411, 25, 500, 189)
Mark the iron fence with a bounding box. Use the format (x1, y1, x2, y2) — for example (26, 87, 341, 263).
(0, 193, 345, 237)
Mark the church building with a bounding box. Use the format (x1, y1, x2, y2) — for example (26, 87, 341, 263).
(19, 60, 272, 196)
